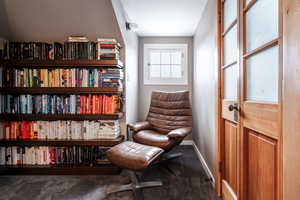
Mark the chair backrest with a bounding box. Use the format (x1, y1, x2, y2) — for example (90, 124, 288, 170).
(146, 91, 192, 134)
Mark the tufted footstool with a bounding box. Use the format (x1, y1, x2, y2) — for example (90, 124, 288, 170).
(106, 141, 164, 200)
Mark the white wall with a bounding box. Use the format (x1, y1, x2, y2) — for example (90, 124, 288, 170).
(111, 0, 139, 123)
(193, 0, 217, 176)
(138, 37, 193, 120)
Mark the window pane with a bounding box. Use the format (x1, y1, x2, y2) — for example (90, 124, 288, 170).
(224, 0, 237, 30)
(224, 24, 237, 65)
(171, 64, 182, 78)
(171, 52, 182, 64)
(161, 65, 171, 78)
(161, 52, 171, 64)
(150, 51, 160, 64)
(246, 0, 278, 51)
(150, 64, 161, 78)
(224, 64, 238, 100)
(246, 46, 278, 102)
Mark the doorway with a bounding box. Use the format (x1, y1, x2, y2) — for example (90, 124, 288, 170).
(216, 0, 282, 199)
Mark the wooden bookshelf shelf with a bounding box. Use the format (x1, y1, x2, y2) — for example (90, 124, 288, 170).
(0, 164, 121, 175)
(0, 136, 124, 147)
(0, 113, 123, 121)
(0, 87, 123, 94)
(0, 59, 123, 68)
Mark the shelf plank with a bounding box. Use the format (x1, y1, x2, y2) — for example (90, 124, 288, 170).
(0, 87, 123, 94)
(0, 113, 123, 121)
(0, 164, 121, 175)
(0, 59, 123, 68)
(0, 136, 124, 147)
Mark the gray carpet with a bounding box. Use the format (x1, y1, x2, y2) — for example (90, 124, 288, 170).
(0, 146, 220, 200)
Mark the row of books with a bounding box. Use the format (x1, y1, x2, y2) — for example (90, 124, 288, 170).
(0, 68, 123, 88)
(0, 95, 120, 114)
(0, 120, 120, 140)
(0, 146, 108, 166)
(0, 37, 120, 60)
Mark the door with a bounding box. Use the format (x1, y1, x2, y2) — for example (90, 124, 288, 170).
(219, 0, 282, 200)
(240, 0, 281, 199)
(220, 0, 239, 199)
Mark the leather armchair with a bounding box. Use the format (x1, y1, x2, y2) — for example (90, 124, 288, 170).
(128, 91, 192, 151)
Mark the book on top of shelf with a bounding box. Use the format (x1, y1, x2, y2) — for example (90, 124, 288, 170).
(68, 36, 89, 43)
(97, 38, 119, 44)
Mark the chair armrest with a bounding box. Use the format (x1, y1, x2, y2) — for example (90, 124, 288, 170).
(167, 127, 192, 139)
(127, 121, 152, 132)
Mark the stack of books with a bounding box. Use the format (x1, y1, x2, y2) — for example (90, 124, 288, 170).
(97, 38, 121, 60)
(98, 120, 120, 139)
(64, 36, 97, 60)
(0, 68, 124, 88)
(0, 146, 108, 166)
(0, 94, 120, 114)
(101, 68, 124, 88)
(0, 120, 120, 140)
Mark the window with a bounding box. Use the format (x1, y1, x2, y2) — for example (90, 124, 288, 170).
(144, 44, 188, 85)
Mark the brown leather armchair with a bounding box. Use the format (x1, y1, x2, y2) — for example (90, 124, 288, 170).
(105, 91, 192, 198)
(128, 90, 192, 152)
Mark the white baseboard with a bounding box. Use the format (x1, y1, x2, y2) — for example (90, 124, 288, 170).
(180, 140, 194, 145)
(192, 142, 215, 187)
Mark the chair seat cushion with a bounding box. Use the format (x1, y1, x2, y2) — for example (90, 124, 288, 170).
(106, 141, 164, 171)
(133, 130, 175, 150)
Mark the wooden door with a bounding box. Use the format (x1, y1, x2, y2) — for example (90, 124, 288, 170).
(240, 0, 282, 199)
(220, 0, 239, 199)
(218, 0, 282, 199)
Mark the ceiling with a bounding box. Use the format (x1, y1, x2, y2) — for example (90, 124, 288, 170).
(120, 0, 207, 36)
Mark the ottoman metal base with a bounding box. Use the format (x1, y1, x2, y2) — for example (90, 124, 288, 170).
(106, 170, 162, 200)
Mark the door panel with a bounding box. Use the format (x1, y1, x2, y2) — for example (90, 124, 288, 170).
(224, 0, 237, 30)
(247, 131, 277, 200)
(246, 45, 279, 102)
(245, 0, 279, 52)
(224, 64, 238, 100)
(224, 25, 238, 65)
(221, 0, 239, 199)
(224, 121, 238, 193)
(243, 102, 280, 139)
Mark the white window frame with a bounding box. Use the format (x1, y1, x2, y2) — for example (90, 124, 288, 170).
(143, 43, 188, 85)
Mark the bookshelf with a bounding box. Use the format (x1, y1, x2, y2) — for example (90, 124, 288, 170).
(0, 39, 125, 174)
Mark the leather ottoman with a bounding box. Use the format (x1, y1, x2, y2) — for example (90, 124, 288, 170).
(106, 141, 164, 199)
(106, 141, 164, 171)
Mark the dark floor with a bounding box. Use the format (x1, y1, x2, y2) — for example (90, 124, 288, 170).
(0, 145, 220, 200)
